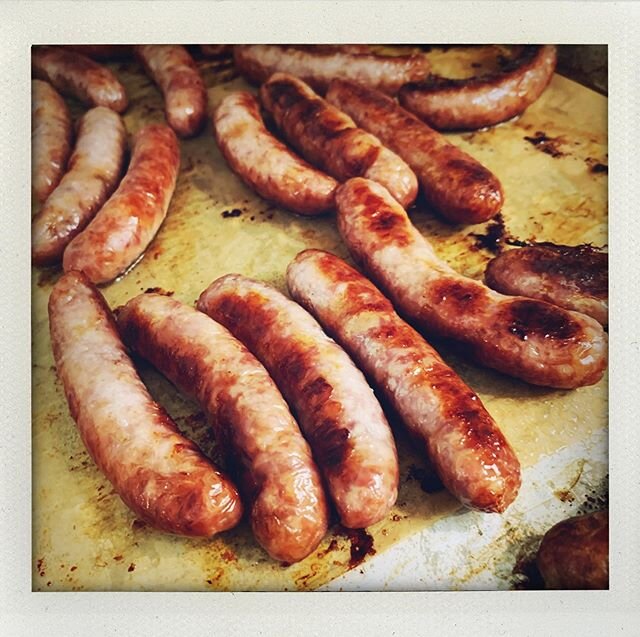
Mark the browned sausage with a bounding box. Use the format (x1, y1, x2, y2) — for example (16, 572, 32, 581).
(213, 91, 338, 216)
(63, 124, 180, 285)
(135, 45, 207, 138)
(234, 44, 430, 95)
(336, 178, 608, 389)
(398, 45, 558, 130)
(260, 73, 418, 208)
(537, 510, 609, 589)
(198, 274, 399, 528)
(31, 79, 73, 204)
(117, 293, 329, 563)
(326, 79, 504, 224)
(485, 243, 608, 326)
(60, 45, 133, 60)
(32, 46, 128, 113)
(48, 271, 243, 537)
(286, 249, 521, 513)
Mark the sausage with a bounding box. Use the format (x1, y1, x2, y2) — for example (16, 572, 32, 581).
(117, 293, 329, 563)
(325, 79, 504, 224)
(32, 46, 128, 113)
(60, 45, 133, 60)
(63, 124, 180, 285)
(286, 249, 521, 513)
(213, 91, 338, 216)
(485, 243, 608, 326)
(398, 45, 558, 131)
(134, 45, 207, 138)
(31, 79, 73, 204)
(199, 44, 233, 58)
(48, 271, 243, 537)
(32, 107, 126, 266)
(537, 510, 608, 589)
(260, 73, 418, 208)
(198, 274, 399, 528)
(336, 178, 608, 389)
(233, 44, 430, 95)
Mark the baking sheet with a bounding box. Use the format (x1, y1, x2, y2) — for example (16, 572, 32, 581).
(31, 46, 608, 591)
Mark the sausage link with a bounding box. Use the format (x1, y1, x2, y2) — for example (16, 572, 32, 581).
(198, 274, 399, 528)
(398, 45, 558, 131)
(48, 271, 243, 537)
(135, 45, 207, 138)
(63, 124, 180, 285)
(485, 243, 608, 326)
(287, 249, 521, 513)
(213, 91, 337, 216)
(31, 79, 73, 204)
(260, 73, 418, 208)
(32, 107, 126, 266)
(234, 44, 430, 95)
(60, 45, 133, 60)
(537, 510, 609, 589)
(32, 46, 128, 113)
(336, 178, 607, 389)
(326, 79, 503, 224)
(117, 293, 329, 563)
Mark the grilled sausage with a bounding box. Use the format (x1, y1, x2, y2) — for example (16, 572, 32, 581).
(213, 91, 338, 216)
(287, 249, 521, 513)
(336, 178, 607, 389)
(398, 45, 558, 131)
(63, 124, 179, 285)
(326, 79, 504, 224)
(48, 271, 243, 537)
(117, 293, 329, 562)
(198, 274, 399, 528)
(32, 106, 126, 266)
(260, 73, 418, 208)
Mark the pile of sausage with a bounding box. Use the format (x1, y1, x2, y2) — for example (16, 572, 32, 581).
(36, 44, 608, 586)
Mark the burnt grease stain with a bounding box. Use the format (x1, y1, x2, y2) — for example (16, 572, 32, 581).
(406, 464, 445, 494)
(334, 525, 376, 569)
(469, 213, 529, 254)
(523, 131, 567, 158)
(221, 208, 242, 218)
(512, 554, 546, 590)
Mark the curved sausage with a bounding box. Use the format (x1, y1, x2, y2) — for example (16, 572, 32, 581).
(233, 44, 430, 95)
(398, 45, 558, 131)
(117, 293, 329, 563)
(286, 249, 521, 513)
(336, 178, 607, 389)
(48, 271, 243, 537)
(32, 46, 128, 113)
(485, 243, 608, 326)
(32, 106, 126, 266)
(260, 73, 418, 208)
(31, 79, 73, 204)
(63, 124, 180, 285)
(537, 510, 608, 589)
(213, 91, 337, 216)
(198, 274, 399, 528)
(135, 45, 207, 138)
(326, 79, 504, 224)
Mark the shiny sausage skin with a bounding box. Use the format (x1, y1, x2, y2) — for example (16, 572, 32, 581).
(233, 44, 430, 95)
(260, 73, 418, 208)
(287, 250, 521, 513)
(48, 271, 243, 537)
(537, 510, 608, 589)
(485, 243, 608, 327)
(336, 178, 607, 389)
(117, 293, 329, 563)
(135, 45, 207, 138)
(63, 124, 180, 285)
(31, 79, 72, 204)
(198, 274, 399, 528)
(398, 45, 558, 131)
(213, 91, 337, 216)
(326, 79, 504, 224)
(32, 107, 126, 266)
(32, 46, 128, 113)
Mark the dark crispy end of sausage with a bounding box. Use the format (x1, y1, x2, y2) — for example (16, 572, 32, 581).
(485, 243, 608, 326)
(399, 45, 558, 130)
(537, 510, 609, 589)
